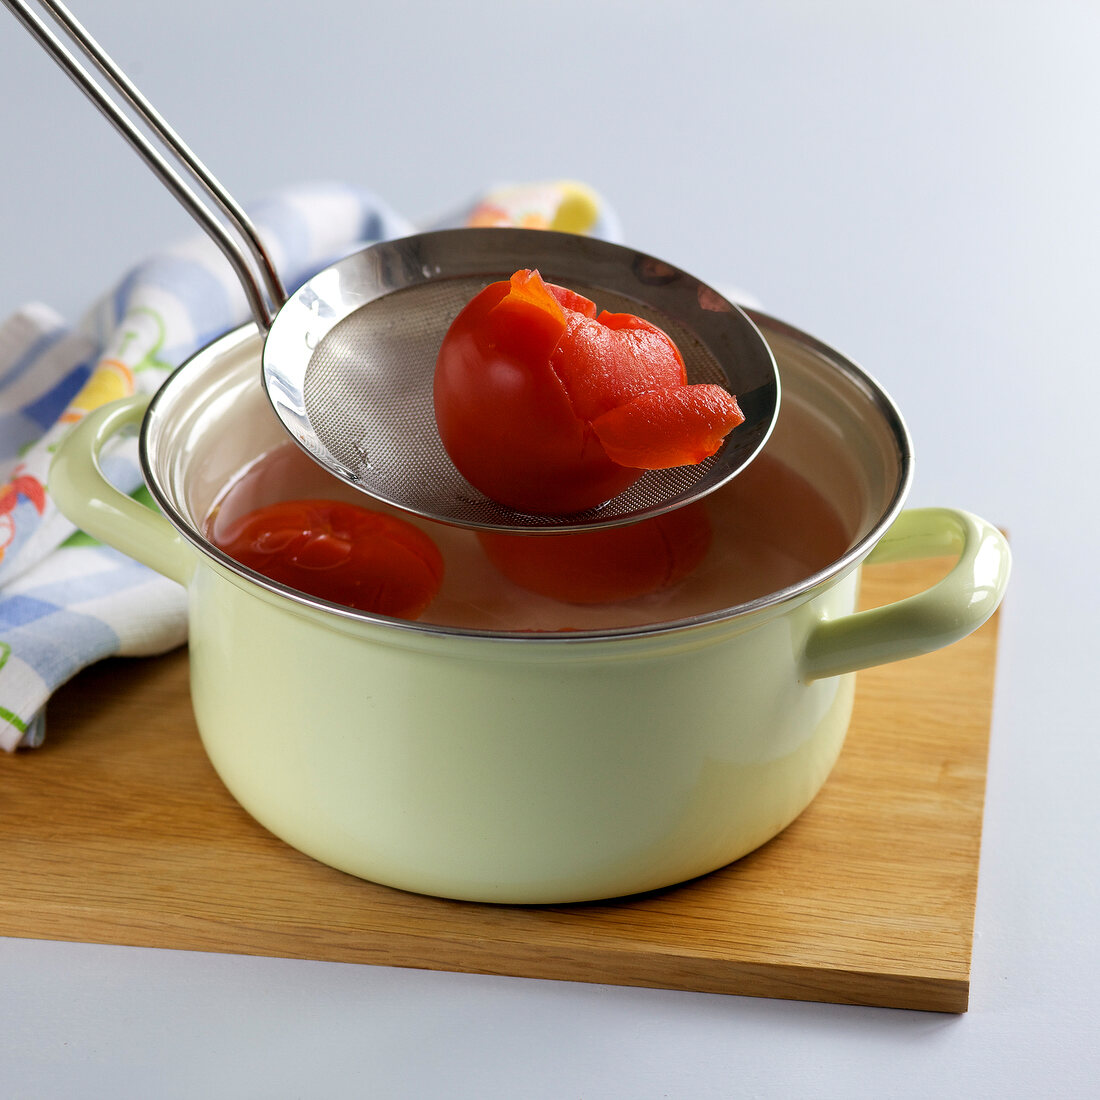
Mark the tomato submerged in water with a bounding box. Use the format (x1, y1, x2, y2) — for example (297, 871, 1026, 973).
(214, 499, 444, 620)
(433, 269, 745, 515)
(478, 501, 713, 605)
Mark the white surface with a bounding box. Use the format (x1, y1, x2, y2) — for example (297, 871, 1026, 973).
(2, 0, 1098, 1096)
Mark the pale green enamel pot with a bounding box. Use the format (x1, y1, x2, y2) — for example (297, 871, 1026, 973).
(49, 315, 1010, 904)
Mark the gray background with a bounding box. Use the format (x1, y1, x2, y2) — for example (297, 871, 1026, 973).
(2, 1, 1097, 1096)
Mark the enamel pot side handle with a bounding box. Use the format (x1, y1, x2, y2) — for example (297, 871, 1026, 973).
(48, 394, 193, 586)
(802, 506, 1011, 681)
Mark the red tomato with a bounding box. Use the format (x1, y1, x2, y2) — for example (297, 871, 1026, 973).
(213, 499, 444, 620)
(433, 269, 744, 516)
(478, 502, 713, 605)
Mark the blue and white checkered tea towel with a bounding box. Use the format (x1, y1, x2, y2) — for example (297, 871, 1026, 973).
(0, 179, 617, 749)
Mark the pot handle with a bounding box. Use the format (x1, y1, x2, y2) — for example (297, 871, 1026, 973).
(48, 394, 194, 587)
(801, 507, 1010, 681)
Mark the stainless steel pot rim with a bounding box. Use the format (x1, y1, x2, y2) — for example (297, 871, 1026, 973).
(140, 312, 913, 643)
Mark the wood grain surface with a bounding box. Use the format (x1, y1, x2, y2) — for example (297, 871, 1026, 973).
(0, 556, 1001, 1012)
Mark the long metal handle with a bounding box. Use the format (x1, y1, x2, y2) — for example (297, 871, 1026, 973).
(3, 0, 285, 330)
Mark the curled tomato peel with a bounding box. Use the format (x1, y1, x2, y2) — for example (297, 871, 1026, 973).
(549, 309, 687, 422)
(591, 384, 745, 469)
(485, 269, 565, 361)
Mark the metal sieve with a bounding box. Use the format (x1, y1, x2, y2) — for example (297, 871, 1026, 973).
(8, 0, 780, 533)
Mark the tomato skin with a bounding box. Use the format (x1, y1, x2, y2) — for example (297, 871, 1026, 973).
(433, 269, 742, 516)
(550, 309, 686, 422)
(592, 383, 745, 469)
(478, 502, 713, 605)
(214, 499, 444, 619)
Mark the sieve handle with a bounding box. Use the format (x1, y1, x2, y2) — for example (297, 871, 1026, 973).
(801, 507, 1010, 681)
(3, 0, 285, 330)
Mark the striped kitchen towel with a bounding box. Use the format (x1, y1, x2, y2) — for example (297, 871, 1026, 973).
(0, 179, 616, 749)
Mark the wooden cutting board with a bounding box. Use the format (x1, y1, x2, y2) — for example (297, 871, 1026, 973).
(0, 556, 1002, 1013)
